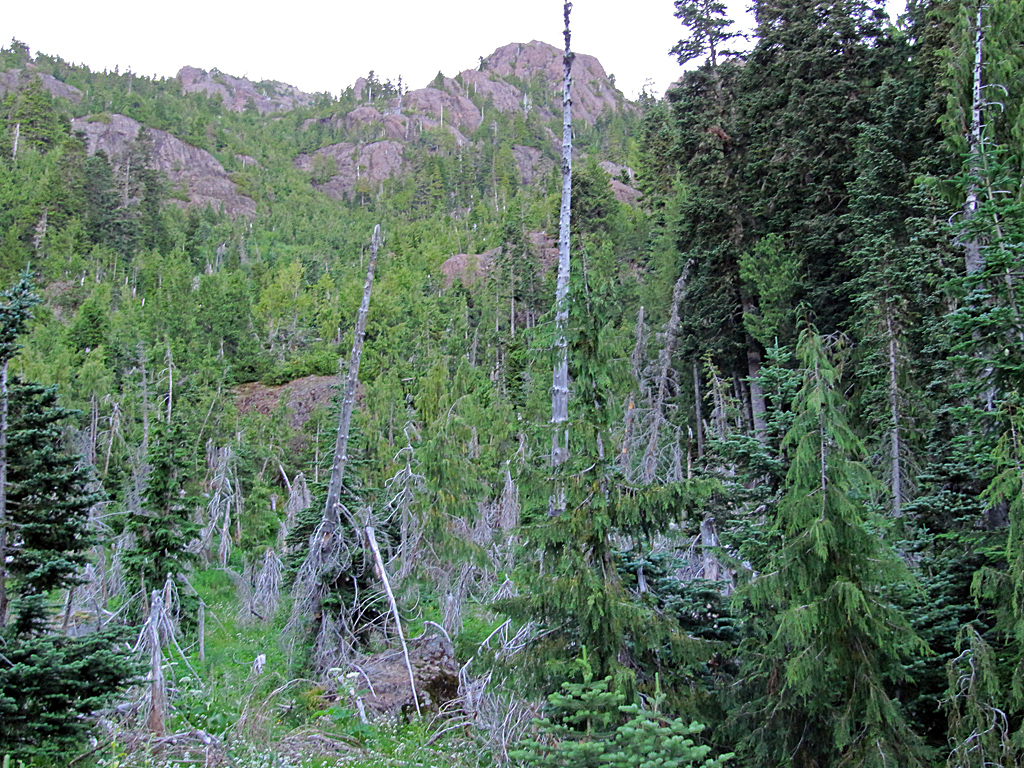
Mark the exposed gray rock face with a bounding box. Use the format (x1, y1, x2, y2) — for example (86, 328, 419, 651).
(513, 145, 554, 186)
(440, 247, 501, 288)
(303, 40, 633, 205)
(0, 68, 83, 102)
(178, 66, 315, 115)
(293, 140, 406, 201)
(400, 86, 482, 133)
(71, 114, 256, 218)
(439, 230, 559, 290)
(600, 161, 641, 205)
(468, 41, 626, 125)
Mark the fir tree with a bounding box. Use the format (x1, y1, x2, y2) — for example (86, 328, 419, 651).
(731, 330, 926, 768)
(121, 419, 201, 619)
(0, 276, 134, 757)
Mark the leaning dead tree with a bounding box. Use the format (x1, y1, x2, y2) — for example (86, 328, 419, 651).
(324, 223, 381, 530)
(287, 225, 381, 663)
(550, 1, 574, 515)
(640, 262, 692, 485)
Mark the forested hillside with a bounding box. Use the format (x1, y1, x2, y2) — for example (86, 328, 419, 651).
(1, 0, 1023, 764)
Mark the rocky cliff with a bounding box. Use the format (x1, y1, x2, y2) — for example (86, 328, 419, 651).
(72, 114, 257, 218)
(3, 39, 638, 216)
(0, 68, 82, 102)
(178, 66, 316, 114)
(296, 40, 638, 203)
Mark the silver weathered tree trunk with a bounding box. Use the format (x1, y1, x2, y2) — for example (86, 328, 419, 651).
(964, 0, 985, 274)
(0, 360, 9, 626)
(641, 264, 690, 484)
(693, 361, 705, 458)
(366, 524, 421, 716)
(741, 296, 768, 442)
(324, 225, 381, 529)
(550, 2, 574, 515)
(138, 343, 150, 454)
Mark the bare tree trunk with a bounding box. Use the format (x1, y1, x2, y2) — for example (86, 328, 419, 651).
(742, 297, 768, 442)
(693, 360, 705, 458)
(700, 517, 720, 583)
(164, 342, 173, 423)
(366, 525, 421, 716)
(641, 264, 690, 484)
(550, 2, 574, 515)
(619, 307, 647, 479)
(138, 343, 150, 454)
(0, 360, 9, 626)
(324, 225, 381, 529)
(964, 0, 985, 274)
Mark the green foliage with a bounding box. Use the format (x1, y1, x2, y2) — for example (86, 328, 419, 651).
(512, 651, 730, 768)
(119, 419, 201, 619)
(0, 277, 134, 758)
(731, 330, 927, 768)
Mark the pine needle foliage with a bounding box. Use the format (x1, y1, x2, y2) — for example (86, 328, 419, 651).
(731, 329, 927, 768)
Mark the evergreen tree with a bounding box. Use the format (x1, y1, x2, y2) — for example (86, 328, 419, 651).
(731, 330, 926, 767)
(0, 276, 134, 757)
(121, 419, 201, 618)
(738, 0, 890, 330)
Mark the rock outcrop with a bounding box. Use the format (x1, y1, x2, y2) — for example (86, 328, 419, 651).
(71, 114, 257, 218)
(178, 66, 315, 115)
(296, 40, 635, 207)
(0, 68, 82, 102)
(294, 140, 406, 201)
(440, 248, 501, 288)
(295, 41, 633, 208)
(600, 161, 641, 206)
(468, 41, 626, 125)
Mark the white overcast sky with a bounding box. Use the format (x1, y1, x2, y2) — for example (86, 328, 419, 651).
(1, 1, 907, 102)
(1, 0, 761, 102)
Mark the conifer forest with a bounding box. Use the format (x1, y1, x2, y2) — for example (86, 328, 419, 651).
(2, 0, 1024, 765)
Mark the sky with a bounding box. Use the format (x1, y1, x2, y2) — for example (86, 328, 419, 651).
(0, 0, 760, 102)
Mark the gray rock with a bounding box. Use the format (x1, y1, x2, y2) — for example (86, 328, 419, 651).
(72, 114, 256, 218)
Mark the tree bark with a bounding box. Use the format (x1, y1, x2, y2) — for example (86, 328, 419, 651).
(0, 360, 9, 626)
(693, 360, 705, 458)
(550, 2, 574, 515)
(641, 263, 690, 484)
(324, 225, 381, 528)
(964, 0, 985, 274)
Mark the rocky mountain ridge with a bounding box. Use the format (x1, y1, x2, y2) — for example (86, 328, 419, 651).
(294, 40, 637, 203)
(71, 113, 257, 218)
(178, 66, 317, 114)
(5, 40, 639, 218)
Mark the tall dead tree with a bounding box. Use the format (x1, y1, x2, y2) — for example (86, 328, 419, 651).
(550, 2, 574, 515)
(287, 225, 381, 664)
(640, 262, 691, 485)
(324, 224, 381, 529)
(964, 0, 985, 274)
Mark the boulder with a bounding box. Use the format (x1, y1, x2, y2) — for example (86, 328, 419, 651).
(353, 634, 460, 716)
